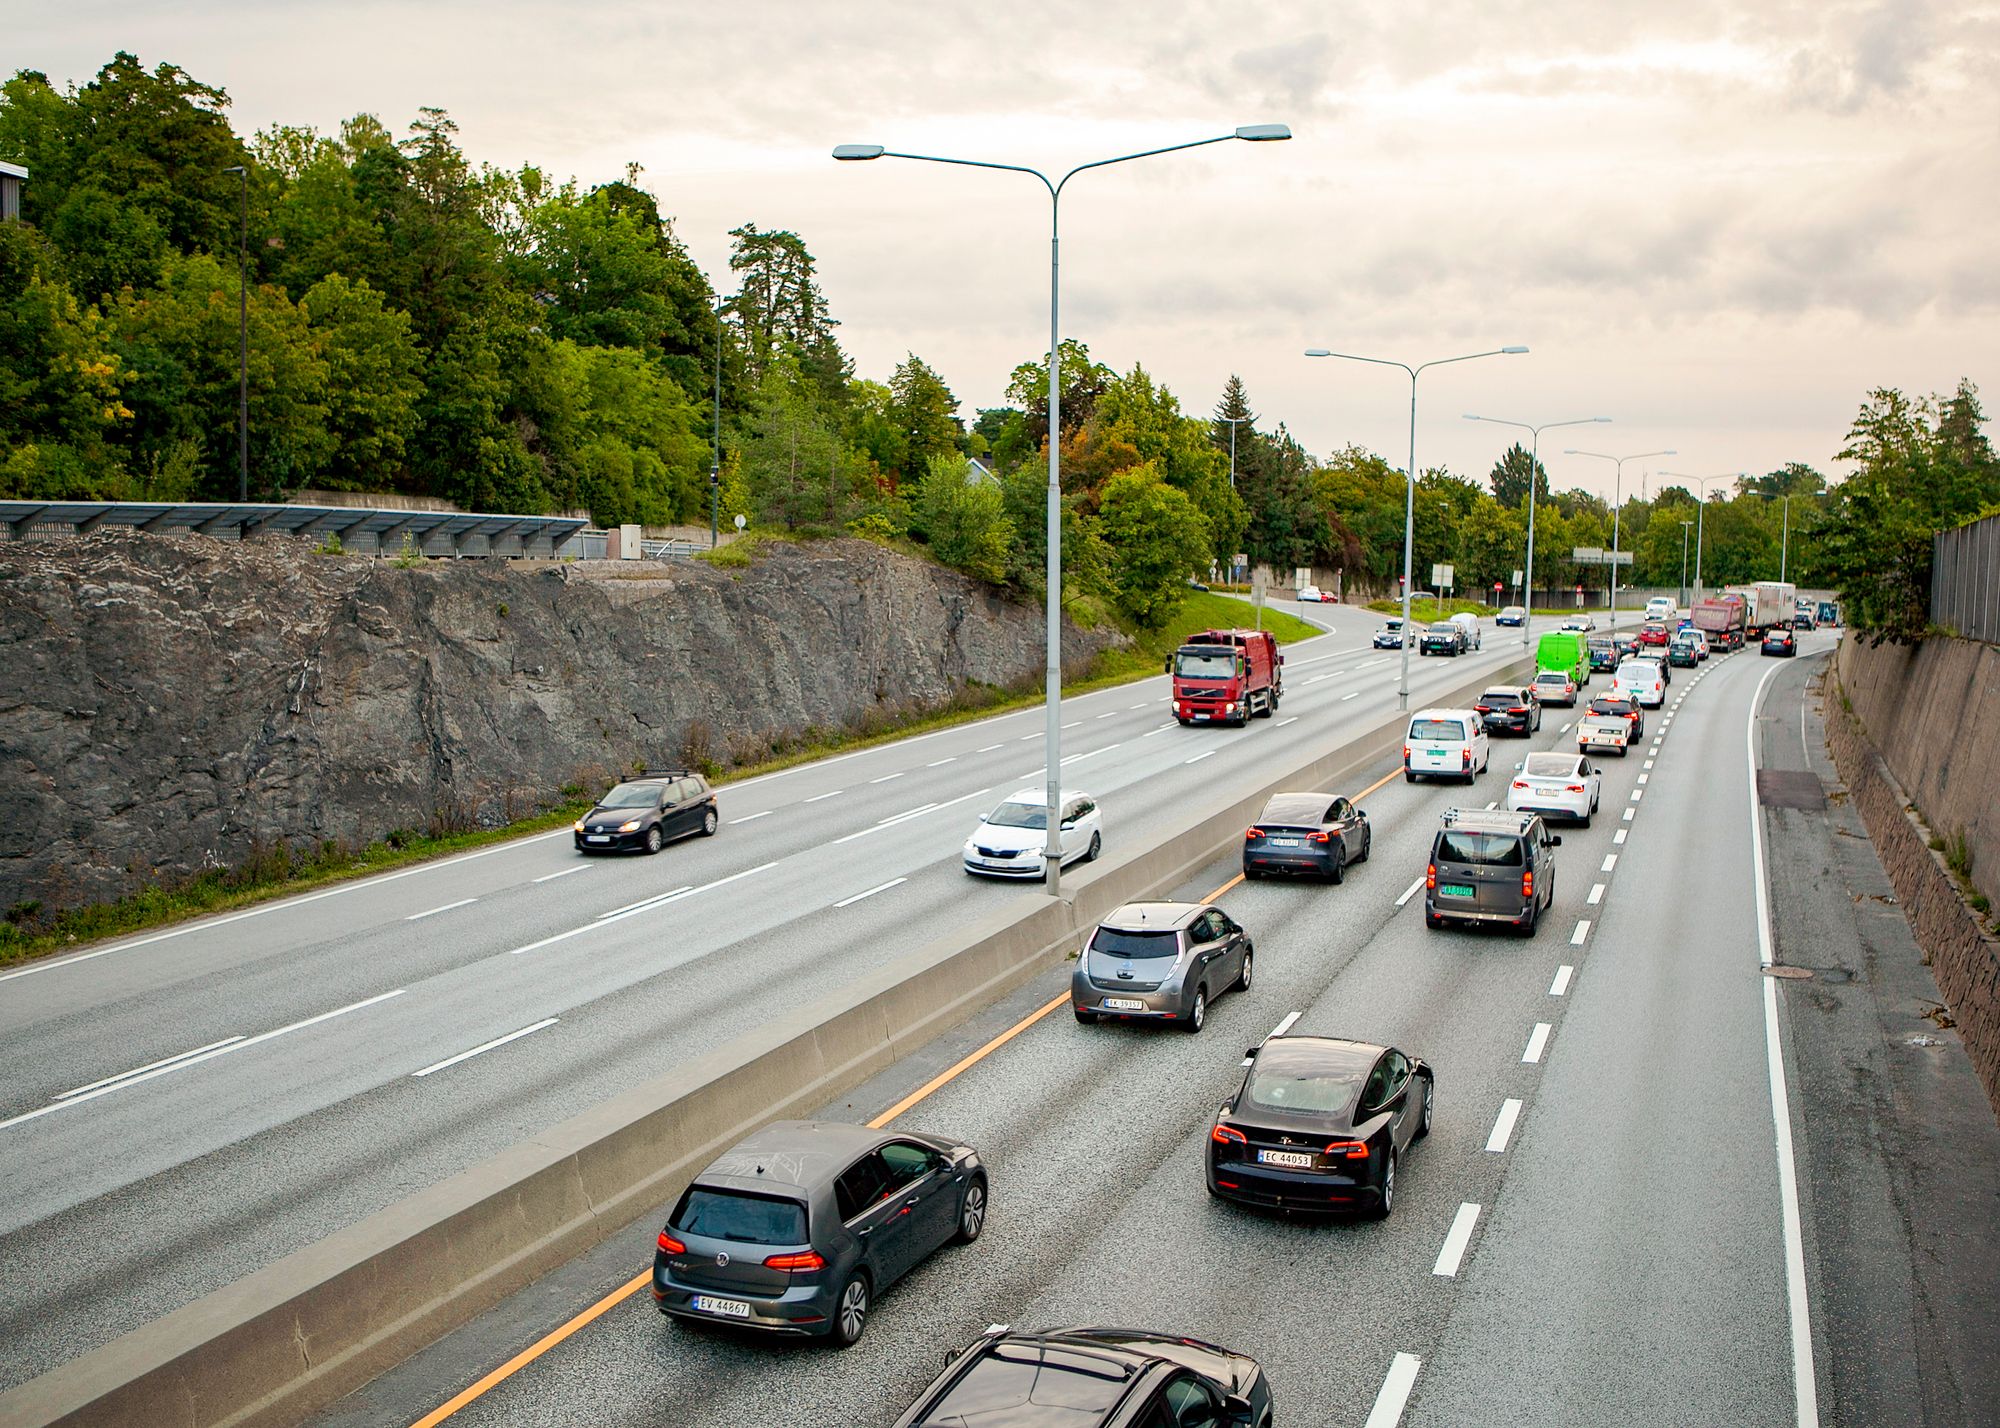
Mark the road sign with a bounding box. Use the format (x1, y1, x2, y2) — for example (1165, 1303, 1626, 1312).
(1431, 563, 1454, 588)
(1572, 546, 1604, 562)
(1511, 569, 1523, 586)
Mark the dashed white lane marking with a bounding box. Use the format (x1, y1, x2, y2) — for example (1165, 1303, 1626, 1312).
(1365, 1353, 1423, 1428)
(58, 1037, 245, 1100)
(1061, 721, 1083, 730)
(516, 865, 775, 955)
(1637, 773, 1649, 785)
(831, 802, 945, 846)
(1143, 725, 1175, 738)
(1559, 721, 1574, 733)
(1523, 1022, 1553, 1063)
(1129, 703, 1149, 710)
(1622, 807, 1636, 821)
(804, 789, 845, 803)
(1588, 883, 1605, 905)
(1270, 1011, 1303, 1039)
(598, 887, 692, 920)
(1277, 716, 1299, 728)
(0, 988, 408, 1132)
(1184, 750, 1216, 765)
(926, 757, 956, 767)
(869, 772, 905, 784)
(1630, 788, 1643, 801)
(406, 897, 476, 921)
(1486, 1098, 1524, 1152)
(834, 876, 907, 908)
(727, 810, 772, 825)
(1601, 853, 1617, 872)
(1395, 876, 1425, 907)
(1433, 1203, 1483, 1278)
(1095, 711, 1120, 720)
(1550, 964, 1574, 996)
(976, 744, 1003, 753)
(1644, 759, 1655, 770)
(532, 863, 593, 881)
(412, 1017, 558, 1078)
(1614, 828, 1628, 844)
(1342, 691, 1361, 701)
(1017, 733, 1040, 743)
(1571, 920, 1591, 945)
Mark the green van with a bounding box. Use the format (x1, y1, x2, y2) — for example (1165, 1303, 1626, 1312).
(1536, 631, 1589, 686)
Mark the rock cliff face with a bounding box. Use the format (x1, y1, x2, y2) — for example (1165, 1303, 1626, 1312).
(0, 533, 1124, 916)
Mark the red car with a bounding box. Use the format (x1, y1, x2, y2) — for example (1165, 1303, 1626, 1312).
(1636, 621, 1671, 647)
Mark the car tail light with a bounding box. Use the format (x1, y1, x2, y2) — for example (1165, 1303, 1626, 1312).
(1566, 783, 1586, 793)
(1402, 744, 1412, 762)
(1522, 870, 1535, 898)
(1324, 1140, 1370, 1158)
(1426, 862, 1437, 891)
(657, 1231, 686, 1255)
(1512, 780, 1529, 789)
(1215, 1179, 1241, 1189)
(1308, 832, 1330, 844)
(762, 1250, 826, 1272)
(1245, 827, 1262, 841)
(1212, 1124, 1247, 1146)
(1474, 704, 1491, 713)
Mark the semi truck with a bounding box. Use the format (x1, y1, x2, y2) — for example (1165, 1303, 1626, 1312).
(1168, 628, 1282, 726)
(1692, 592, 1748, 650)
(1727, 580, 1797, 639)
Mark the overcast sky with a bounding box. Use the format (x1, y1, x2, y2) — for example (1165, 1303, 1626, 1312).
(18, 1, 1998, 496)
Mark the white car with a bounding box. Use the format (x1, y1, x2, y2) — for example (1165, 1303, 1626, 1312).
(1506, 751, 1602, 827)
(1558, 614, 1596, 632)
(964, 789, 1102, 878)
(1531, 670, 1578, 707)
(1645, 597, 1677, 622)
(1611, 659, 1666, 708)
(1298, 584, 1326, 602)
(1404, 708, 1491, 785)
(1449, 611, 1483, 650)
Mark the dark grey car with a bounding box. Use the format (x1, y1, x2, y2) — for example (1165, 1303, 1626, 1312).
(574, 773, 718, 854)
(1243, 792, 1371, 882)
(1423, 807, 1561, 936)
(1071, 901, 1252, 1032)
(652, 1120, 986, 1347)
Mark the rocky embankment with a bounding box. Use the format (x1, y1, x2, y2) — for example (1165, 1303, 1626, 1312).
(0, 533, 1124, 917)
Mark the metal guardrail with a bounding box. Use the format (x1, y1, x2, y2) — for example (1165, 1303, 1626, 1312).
(1934, 513, 2000, 644)
(0, 500, 590, 560)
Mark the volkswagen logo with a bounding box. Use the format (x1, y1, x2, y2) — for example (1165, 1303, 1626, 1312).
(714, 1251, 730, 1267)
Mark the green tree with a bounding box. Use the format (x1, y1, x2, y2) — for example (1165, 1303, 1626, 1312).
(887, 353, 963, 490)
(1488, 442, 1550, 508)
(299, 273, 422, 490)
(1453, 500, 1526, 594)
(1006, 339, 1113, 451)
(1097, 465, 1211, 627)
(914, 453, 1011, 582)
(728, 223, 848, 401)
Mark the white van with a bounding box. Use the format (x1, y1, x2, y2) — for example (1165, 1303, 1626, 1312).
(1405, 708, 1491, 784)
(1611, 660, 1666, 708)
(1645, 596, 1676, 622)
(1448, 612, 1483, 651)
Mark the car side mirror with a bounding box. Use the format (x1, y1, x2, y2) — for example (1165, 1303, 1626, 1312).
(1513, 761, 1523, 771)
(1550, 834, 1564, 846)
(1224, 1393, 1257, 1424)
(1163, 657, 1173, 674)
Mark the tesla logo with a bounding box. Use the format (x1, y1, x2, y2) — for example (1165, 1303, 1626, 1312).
(1280, 1136, 1294, 1145)
(714, 1252, 730, 1267)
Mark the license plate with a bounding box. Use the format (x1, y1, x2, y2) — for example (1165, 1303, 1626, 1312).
(1424, 752, 1447, 763)
(1440, 883, 1476, 898)
(586, 835, 610, 843)
(1103, 998, 1145, 1011)
(1257, 1149, 1314, 1168)
(1269, 837, 1300, 847)
(691, 1295, 751, 1319)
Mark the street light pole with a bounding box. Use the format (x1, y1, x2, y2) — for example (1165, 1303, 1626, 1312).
(222, 164, 249, 502)
(1563, 448, 1674, 628)
(1464, 414, 1612, 650)
(1780, 494, 1790, 582)
(1305, 346, 1528, 708)
(1216, 415, 1249, 490)
(1660, 471, 1742, 606)
(836, 125, 1290, 896)
(1679, 521, 1694, 607)
(710, 301, 725, 549)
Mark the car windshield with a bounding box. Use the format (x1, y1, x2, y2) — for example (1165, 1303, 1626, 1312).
(600, 782, 662, 808)
(671, 1189, 807, 1245)
(984, 801, 1048, 830)
(1409, 719, 1466, 741)
(1429, 622, 1458, 633)
(1524, 754, 1577, 777)
(1246, 1059, 1366, 1114)
(1174, 649, 1237, 680)
(1090, 926, 1181, 958)
(1437, 831, 1525, 865)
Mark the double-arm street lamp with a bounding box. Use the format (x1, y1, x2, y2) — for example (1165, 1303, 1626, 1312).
(1563, 448, 1674, 623)
(836, 125, 1291, 895)
(1463, 414, 1612, 648)
(1305, 346, 1528, 708)
(1659, 470, 1742, 605)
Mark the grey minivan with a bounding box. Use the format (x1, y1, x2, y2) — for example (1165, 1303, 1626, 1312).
(1422, 808, 1561, 936)
(1071, 901, 1253, 1031)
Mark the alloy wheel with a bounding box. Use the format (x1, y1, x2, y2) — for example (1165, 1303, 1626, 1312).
(958, 1181, 986, 1242)
(836, 1276, 869, 1345)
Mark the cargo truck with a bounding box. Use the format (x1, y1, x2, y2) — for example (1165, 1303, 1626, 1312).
(1692, 593, 1747, 650)
(1169, 628, 1282, 726)
(1724, 581, 1796, 639)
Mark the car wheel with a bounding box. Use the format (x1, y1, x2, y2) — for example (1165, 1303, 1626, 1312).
(1404, 770, 1418, 784)
(831, 1273, 870, 1347)
(1371, 1148, 1397, 1220)
(1242, 865, 1261, 880)
(1357, 828, 1373, 863)
(1236, 949, 1254, 993)
(1517, 901, 1539, 938)
(954, 1177, 988, 1244)
(1425, 910, 1446, 931)
(1415, 1075, 1434, 1140)
(1183, 987, 1207, 1033)
(1328, 849, 1345, 885)
(643, 825, 663, 855)
(1086, 831, 1101, 862)
(700, 808, 718, 837)
(1578, 810, 1591, 829)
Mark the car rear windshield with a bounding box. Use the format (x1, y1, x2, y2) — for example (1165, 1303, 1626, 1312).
(1533, 673, 1568, 685)
(1090, 926, 1181, 958)
(1589, 698, 1634, 715)
(1428, 622, 1458, 633)
(1615, 664, 1657, 680)
(931, 1345, 1131, 1418)
(1523, 754, 1577, 777)
(1481, 690, 1525, 707)
(1409, 719, 1467, 741)
(1174, 649, 1236, 679)
(599, 782, 661, 808)
(671, 1189, 807, 1245)
(1437, 831, 1525, 865)
(984, 801, 1048, 829)
(1247, 1061, 1366, 1114)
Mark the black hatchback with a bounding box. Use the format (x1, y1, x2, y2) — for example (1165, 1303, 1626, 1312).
(574, 773, 717, 854)
(1476, 686, 1541, 736)
(654, 1120, 986, 1346)
(1243, 792, 1371, 882)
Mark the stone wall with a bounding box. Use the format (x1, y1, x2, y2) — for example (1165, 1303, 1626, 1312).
(1826, 641, 2000, 1121)
(0, 533, 1124, 917)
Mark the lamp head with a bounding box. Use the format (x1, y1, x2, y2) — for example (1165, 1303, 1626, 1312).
(832, 144, 885, 161)
(222, 164, 245, 175)
(1304, 348, 1330, 358)
(1234, 124, 1292, 142)
(1462, 414, 1482, 421)
(1590, 417, 1612, 423)
(1501, 345, 1529, 354)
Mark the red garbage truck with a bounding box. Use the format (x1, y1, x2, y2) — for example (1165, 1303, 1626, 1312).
(1168, 628, 1283, 726)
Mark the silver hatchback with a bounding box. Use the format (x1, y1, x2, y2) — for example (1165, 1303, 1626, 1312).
(1070, 901, 1253, 1033)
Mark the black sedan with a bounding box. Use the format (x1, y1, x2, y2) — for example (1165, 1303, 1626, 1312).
(574, 773, 717, 854)
(654, 1120, 985, 1346)
(893, 1326, 1274, 1428)
(1476, 686, 1542, 736)
(1763, 626, 1798, 657)
(1243, 792, 1371, 882)
(1209, 1035, 1431, 1217)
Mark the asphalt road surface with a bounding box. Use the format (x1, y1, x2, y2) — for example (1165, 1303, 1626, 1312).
(317, 625, 1889, 1427)
(0, 597, 1570, 1389)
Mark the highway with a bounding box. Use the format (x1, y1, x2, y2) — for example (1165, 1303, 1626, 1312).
(316, 624, 1840, 1427)
(0, 598, 1559, 1391)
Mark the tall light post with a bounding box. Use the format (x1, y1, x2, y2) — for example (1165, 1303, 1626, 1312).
(1464, 414, 1612, 649)
(221, 164, 249, 502)
(1563, 448, 1674, 626)
(710, 300, 726, 548)
(1679, 520, 1694, 606)
(1780, 494, 1790, 582)
(1306, 345, 1529, 708)
(1216, 414, 1250, 490)
(1660, 470, 1742, 605)
(836, 125, 1291, 895)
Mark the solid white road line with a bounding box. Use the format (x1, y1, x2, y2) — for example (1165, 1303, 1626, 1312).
(1550, 964, 1573, 996)
(1523, 1022, 1552, 1063)
(1486, 1098, 1524, 1152)
(1601, 853, 1617, 872)
(728, 810, 772, 825)
(1571, 920, 1591, 945)
(1185, 750, 1216, 765)
(405, 897, 475, 922)
(869, 772, 905, 784)
(804, 789, 845, 803)
(57, 1037, 246, 1100)
(926, 757, 956, 767)
(0, 988, 408, 1132)
(1276, 716, 1299, 727)
(1433, 1204, 1482, 1278)
(532, 864, 592, 882)
(598, 887, 692, 920)
(1365, 1353, 1423, 1428)
(1395, 876, 1425, 907)
(1587, 883, 1605, 905)
(835, 877, 907, 908)
(411, 1017, 558, 1078)
(1614, 828, 1628, 844)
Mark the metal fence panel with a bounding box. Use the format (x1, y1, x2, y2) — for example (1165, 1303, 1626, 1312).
(1934, 513, 2000, 644)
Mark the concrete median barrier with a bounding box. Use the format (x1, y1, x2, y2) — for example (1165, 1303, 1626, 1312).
(0, 659, 1525, 1428)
